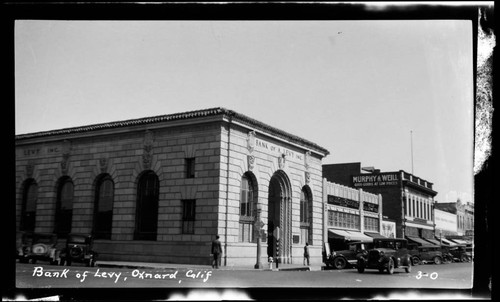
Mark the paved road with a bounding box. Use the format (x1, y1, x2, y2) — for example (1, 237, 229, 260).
(15, 261, 473, 289)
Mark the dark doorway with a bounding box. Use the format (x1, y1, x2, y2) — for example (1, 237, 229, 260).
(267, 176, 281, 259)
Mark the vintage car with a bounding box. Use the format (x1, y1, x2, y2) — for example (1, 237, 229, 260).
(356, 238, 412, 274)
(439, 245, 455, 263)
(17, 232, 60, 265)
(59, 234, 98, 267)
(449, 245, 471, 262)
(410, 245, 444, 265)
(324, 241, 373, 269)
(466, 245, 474, 261)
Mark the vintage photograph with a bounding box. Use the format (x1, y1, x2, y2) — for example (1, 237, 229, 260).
(9, 2, 493, 301)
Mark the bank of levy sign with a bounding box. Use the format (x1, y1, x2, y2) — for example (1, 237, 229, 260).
(352, 172, 400, 187)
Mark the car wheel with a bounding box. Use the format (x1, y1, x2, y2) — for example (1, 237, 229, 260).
(334, 257, 347, 270)
(433, 256, 442, 265)
(460, 255, 467, 262)
(66, 258, 72, 266)
(386, 258, 394, 275)
(412, 256, 420, 266)
(357, 260, 365, 273)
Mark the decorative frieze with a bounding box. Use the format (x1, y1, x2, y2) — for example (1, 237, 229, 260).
(278, 154, 286, 170)
(26, 161, 35, 178)
(61, 140, 71, 175)
(142, 130, 154, 170)
(247, 131, 256, 153)
(247, 155, 255, 171)
(99, 157, 109, 174)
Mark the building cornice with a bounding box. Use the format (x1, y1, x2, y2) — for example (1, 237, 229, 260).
(16, 107, 330, 156)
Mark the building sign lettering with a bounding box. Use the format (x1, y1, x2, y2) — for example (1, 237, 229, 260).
(327, 195, 359, 210)
(20, 146, 61, 157)
(352, 172, 400, 187)
(255, 138, 304, 162)
(363, 202, 379, 213)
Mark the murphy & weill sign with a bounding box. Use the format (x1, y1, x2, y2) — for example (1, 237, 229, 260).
(352, 172, 400, 187)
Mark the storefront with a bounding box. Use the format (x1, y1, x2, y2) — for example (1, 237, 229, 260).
(323, 163, 438, 242)
(323, 180, 384, 252)
(16, 107, 329, 266)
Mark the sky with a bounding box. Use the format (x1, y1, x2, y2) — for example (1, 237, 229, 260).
(15, 19, 474, 203)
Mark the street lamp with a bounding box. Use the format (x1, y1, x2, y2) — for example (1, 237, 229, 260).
(254, 203, 263, 269)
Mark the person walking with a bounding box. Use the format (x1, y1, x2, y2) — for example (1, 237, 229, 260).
(211, 235, 222, 269)
(303, 242, 310, 266)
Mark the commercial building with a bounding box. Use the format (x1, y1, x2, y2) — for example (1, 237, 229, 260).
(322, 180, 384, 252)
(323, 162, 438, 246)
(16, 107, 329, 266)
(435, 200, 474, 244)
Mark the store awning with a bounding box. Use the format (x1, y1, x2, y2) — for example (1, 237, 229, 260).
(328, 229, 373, 242)
(406, 236, 433, 246)
(439, 238, 457, 246)
(423, 238, 442, 246)
(450, 239, 468, 245)
(364, 232, 387, 239)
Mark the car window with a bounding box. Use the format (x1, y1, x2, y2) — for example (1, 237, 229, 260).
(68, 236, 87, 244)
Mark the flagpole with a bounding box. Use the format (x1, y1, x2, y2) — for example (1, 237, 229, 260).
(411, 130, 414, 174)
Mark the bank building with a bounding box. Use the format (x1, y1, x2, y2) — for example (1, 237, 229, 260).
(15, 107, 330, 266)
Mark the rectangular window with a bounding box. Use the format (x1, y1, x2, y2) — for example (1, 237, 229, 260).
(185, 158, 195, 178)
(364, 216, 379, 232)
(239, 222, 254, 243)
(300, 227, 309, 245)
(329, 210, 360, 230)
(182, 200, 196, 234)
(412, 198, 416, 217)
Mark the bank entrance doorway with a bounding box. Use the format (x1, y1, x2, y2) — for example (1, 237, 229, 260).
(267, 171, 292, 264)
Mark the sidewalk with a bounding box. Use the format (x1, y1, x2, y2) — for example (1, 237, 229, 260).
(96, 260, 322, 272)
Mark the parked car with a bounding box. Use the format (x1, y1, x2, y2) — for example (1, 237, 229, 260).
(356, 238, 412, 274)
(324, 241, 373, 269)
(407, 243, 420, 265)
(17, 232, 60, 265)
(466, 245, 474, 261)
(59, 234, 98, 267)
(411, 245, 444, 265)
(449, 245, 471, 262)
(439, 245, 455, 263)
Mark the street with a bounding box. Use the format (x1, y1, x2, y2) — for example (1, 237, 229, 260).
(16, 261, 473, 289)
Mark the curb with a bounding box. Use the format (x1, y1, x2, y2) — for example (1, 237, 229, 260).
(96, 262, 314, 272)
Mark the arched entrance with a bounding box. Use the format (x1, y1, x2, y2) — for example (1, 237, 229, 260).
(267, 170, 292, 264)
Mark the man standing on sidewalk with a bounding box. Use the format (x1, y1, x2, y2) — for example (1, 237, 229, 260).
(303, 243, 310, 266)
(211, 235, 222, 269)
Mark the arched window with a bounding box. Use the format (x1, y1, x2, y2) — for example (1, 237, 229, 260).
(134, 171, 159, 241)
(21, 179, 38, 232)
(300, 189, 310, 223)
(93, 175, 114, 239)
(55, 177, 73, 237)
(300, 186, 312, 245)
(239, 174, 256, 242)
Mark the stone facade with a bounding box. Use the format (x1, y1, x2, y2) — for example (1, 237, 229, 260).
(16, 108, 329, 266)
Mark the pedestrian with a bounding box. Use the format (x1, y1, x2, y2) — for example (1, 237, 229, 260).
(211, 235, 222, 269)
(303, 242, 310, 266)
